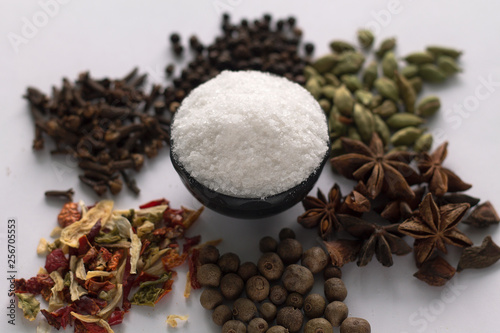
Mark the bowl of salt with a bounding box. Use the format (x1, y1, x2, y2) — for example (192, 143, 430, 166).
(170, 70, 330, 219)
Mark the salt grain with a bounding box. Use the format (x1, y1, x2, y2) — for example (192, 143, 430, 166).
(171, 70, 328, 198)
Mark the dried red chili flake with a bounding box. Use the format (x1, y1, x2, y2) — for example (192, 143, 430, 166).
(75, 320, 108, 333)
(164, 208, 184, 227)
(139, 198, 169, 209)
(161, 250, 188, 271)
(188, 248, 201, 290)
(84, 279, 115, 295)
(77, 235, 91, 256)
(57, 202, 81, 228)
(87, 219, 102, 244)
(41, 306, 73, 330)
(45, 248, 69, 275)
(108, 308, 125, 326)
(132, 272, 162, 287)
(82, 246, 99, 264)
(183, 235, 201, 253)
(107, 249, 125, 271)
(73, 296, 105, 315)
(14, 278, 27, 293)
(139, 239, 151, 256)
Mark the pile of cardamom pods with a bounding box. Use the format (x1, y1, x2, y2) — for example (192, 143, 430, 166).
(304, 29, 462, 156)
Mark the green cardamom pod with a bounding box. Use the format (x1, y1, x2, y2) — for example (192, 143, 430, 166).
(369, 95, 384, 109)
(362, 61, 378, 90)
(416, 95, 441, 117)
(414, 133, 433, 152)
(333, 51, 365, 76)
(418, 64, 447, 83)
(357, 29, 374, 49)
(304, 65, 319, 80)
(374, 77, 399, 101)
(426, 46, 463, 59)
(321, 85, 337, 99)
(354, 89, 373, 107)
(348, 126, 362, 141)
(373, 114, 390, 145)
(382, 51, 398, 78)
(353, 103, 375, 142)
(372, 100, 397, 117)
(328, 106, 348, 137)
(324, 73, 341, 87)
(389, 145, 409, 153)
(305, 77, 322, 99)
(404, 51, 435, 65)
(330, 138, 345, 156)
(386, 113, 424, 129)
(375, 37, 396, 58)
(319, 99, 331, 113)
(333, 85, 354, 116)
(409, 77, 423, 94)
(437, 55, 462, 76)
(390, 126, 424, 146)
(312, 54, 340, 73)
(330, 40, 356, 53)
(341, 74, 363, 92)
(401, 65, 419, 79)
(394, 71, 416, 113)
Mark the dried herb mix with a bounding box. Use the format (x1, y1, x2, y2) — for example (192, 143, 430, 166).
(15, 198, 204, 330)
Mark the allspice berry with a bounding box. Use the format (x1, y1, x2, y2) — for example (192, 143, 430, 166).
(233, 298, 257, 322)
(220, 273, 244, 300)
(269, 285, 288, 306)
(282, 264, 314, 295)
(278, 227, 296, 240)
(213, 304, 233, 326)
(285, 292, 304, 309)
(238, 262, 258, 282)
(259, 236, 278, 253)
(302, 247, 329, 274)
(222, 320, 247, 333)
(304, 318, 333, 333)
(199, 244, 220, 264)
(304, 294, 326, 319)
(258, 252, 284, 281)
(324, 278, 347, 302)
(323, 266, 342, 280)
(277, 239, 303, 265)
(197, 263, 222, 287)
(325, 301, 348, 327)
(248, 317, 268, 333)
(200, 288, 223, 310)
(266, 326, 288, 333)
(246, 275, 270, 302)
(259, 302, 277, 322)
(339, 317, 371, 333)
(218, 252, 241, 273)
(276, 306, 304, 333)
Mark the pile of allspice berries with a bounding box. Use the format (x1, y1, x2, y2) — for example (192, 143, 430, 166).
(197, 228, 370, 333)
(304, 29, 462, 155)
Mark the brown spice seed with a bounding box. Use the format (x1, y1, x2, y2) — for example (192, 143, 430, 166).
(248, 317, 268, 333)
(259, 302, 277, 322)
(238, 262, 259, 282)
(279, 227, 296, 240)
(324, 278, 347, 302)
(199, 288, 223, 310)
(269, 285, 288, 306)
(302, 247, 329, 274)
(258, 252, 285, 281)
(197, 263, 222, 288)
(246, 275, 270, 302)
(325, 301, 348, 327)
(276, 306, 304, 333)
(259, 236, 278, 253)
(339, 317, 371, 333)
(277, 239, 303, 265)
(199, 244, 220, 265)
(232, 298, 258, 322)
(303, 293, 326, 319)
(285, 292, 304, 309)
(218, 252, 241, 273)
(282, 264, 314, 295)
(222, 320, 247, 333)
(304, 318, 334, 333)
(220, 273, 244, 300)
(212, 304, 233, 326)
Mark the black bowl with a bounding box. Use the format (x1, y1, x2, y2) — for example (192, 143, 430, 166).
(170, 148, 329, 219)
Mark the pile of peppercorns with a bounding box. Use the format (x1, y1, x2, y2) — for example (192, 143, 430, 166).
(197, 228, 371, 333)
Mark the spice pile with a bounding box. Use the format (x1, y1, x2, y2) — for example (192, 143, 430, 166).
(197, 228, 370, 333)
(14, 199, 204, 331)
(305, 33, 462, 155)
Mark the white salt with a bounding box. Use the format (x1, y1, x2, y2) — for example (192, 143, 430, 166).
(171, 70, 329, 198)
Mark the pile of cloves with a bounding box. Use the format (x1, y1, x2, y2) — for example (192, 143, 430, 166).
(25, 68, 170, 195)
(196, 228, 371, 333)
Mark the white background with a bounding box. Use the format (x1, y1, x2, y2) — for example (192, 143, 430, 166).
(1, 0, 500, 332)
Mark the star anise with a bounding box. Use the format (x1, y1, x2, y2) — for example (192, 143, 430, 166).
(417, 142, 472, 196)
(297, 184, 343, 239)
(331, 133, 420, 200)
(338, 214, 412, 267)
(378, 187, 425, 222)
(398, 193, 473, 266)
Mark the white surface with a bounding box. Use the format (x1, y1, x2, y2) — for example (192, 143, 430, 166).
(1, 1, 500, 332)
